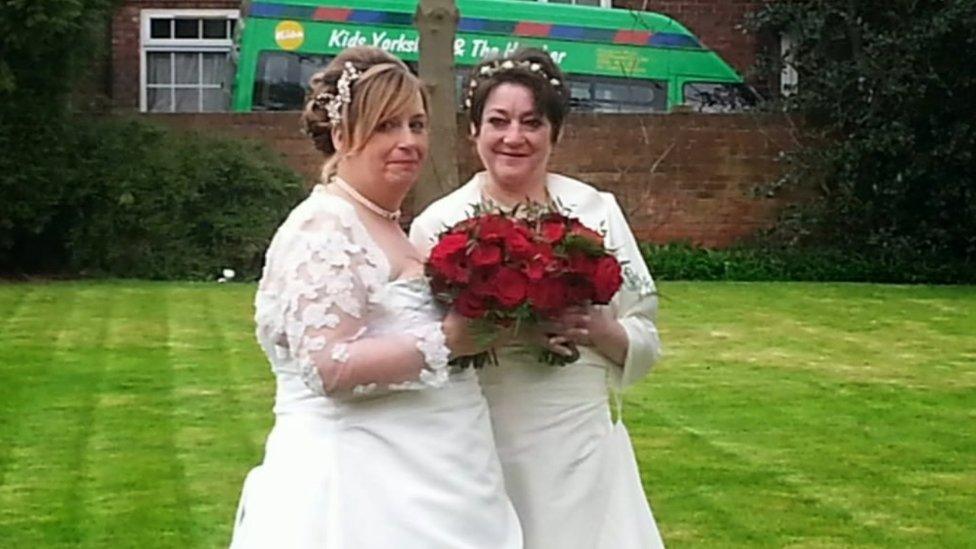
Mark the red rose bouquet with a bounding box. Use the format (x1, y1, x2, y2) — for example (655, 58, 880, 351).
(426, 206, 623, 367)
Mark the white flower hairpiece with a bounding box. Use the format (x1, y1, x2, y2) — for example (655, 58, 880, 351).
(314, 61, 362, 126)
(463, 59, 562, 110)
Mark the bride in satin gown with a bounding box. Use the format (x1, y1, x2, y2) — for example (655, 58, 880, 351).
(411, 48, 666, 549)
(229, 47, 521, 548)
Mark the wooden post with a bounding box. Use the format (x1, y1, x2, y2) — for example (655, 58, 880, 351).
(414, 0, 460, 213)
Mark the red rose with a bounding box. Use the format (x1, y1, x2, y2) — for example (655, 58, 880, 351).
(528, 276, 569, 317)
(455, 290, 488, 318)
(521, 242, 558, 281)
(429, 233, 470, 284)
(522, 258, 546, 281)
(540, 218, 567, 244)
(467, 269, 497, 299)
(470, 242, 502, 268)
(489, 267, 528, 309)
(477, 214, 516, 243)
(567, 252, 597, 277)
(430, 232, 467, 259)
(592, 255, 623, 304)
(504, 229, 536, 261)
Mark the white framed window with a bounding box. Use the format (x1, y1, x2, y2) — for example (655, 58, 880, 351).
(533, 0, 612, 8)
(140, 9, 240, 113)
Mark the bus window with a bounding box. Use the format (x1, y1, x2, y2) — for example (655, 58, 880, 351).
(682, 82, 758, 113)
(569, 76, 667, 113)
(253, 51, 333, 111)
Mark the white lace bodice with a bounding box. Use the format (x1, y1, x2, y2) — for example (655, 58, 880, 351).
(254, 186, 450, 405)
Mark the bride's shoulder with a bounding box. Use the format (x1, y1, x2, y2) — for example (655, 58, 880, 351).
(279, 185, 358, 233)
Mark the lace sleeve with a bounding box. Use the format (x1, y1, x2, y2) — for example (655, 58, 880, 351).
(258, 199, 449, 396)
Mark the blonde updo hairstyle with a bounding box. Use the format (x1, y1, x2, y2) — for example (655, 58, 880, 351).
(301, 46, 429, 182)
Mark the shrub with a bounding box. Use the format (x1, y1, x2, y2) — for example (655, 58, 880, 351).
(641, 242, 976, 284)
(1, 117, 306, 280)
(747, 1, 976, 266)
(62, 118, 306, 280)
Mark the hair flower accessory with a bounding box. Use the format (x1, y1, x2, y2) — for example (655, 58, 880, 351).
(463, 58, 563, 111)
(314, 61, 362, 126)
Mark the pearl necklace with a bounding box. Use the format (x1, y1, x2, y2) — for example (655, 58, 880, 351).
(332, 177, 401, 222)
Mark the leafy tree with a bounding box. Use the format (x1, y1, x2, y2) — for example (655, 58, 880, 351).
(749, 0, 976, 265)
(0, 1, 117, 264)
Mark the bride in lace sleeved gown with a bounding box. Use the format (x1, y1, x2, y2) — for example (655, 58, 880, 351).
(229, 47, 521, 548)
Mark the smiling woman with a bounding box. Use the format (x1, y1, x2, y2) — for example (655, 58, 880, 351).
(410, 48, 665, 549)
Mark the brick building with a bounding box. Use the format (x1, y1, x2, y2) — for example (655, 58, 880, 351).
(109, 0, 798, 247)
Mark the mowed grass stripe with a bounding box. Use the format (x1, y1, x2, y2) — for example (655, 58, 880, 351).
(0, 285, 75, 544)
(0, 282, 36, 484)
(166, 283, 270, 545)
(0, 285, 109, 547)
(81, 283, 195, 547)
(639, 282, 976, 547)
(631, 365, 902, 547)
(628, 370, 875, 547)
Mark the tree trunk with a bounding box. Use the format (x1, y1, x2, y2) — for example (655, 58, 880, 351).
(413, 0, 459, 213)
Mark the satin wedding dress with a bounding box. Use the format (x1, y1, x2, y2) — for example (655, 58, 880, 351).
(411, 172, 665, 549)
(230, 185, 521, 548)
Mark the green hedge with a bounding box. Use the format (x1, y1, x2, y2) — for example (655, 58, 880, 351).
(642, 242, 976, 285)
(1, 117, 306, 280)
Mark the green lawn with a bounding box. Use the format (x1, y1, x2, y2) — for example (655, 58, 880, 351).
(1, 281, 974, 548)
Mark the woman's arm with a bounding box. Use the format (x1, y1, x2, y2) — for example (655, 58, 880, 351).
(265, 210, 451, 395)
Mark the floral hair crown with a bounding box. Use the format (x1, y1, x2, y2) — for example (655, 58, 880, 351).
(463, 59, 562, 109)
(313, 61, 362, 126)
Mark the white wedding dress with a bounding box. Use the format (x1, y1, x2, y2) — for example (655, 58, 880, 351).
(230, 186, 521, 548)
(411, 172, 665, 549)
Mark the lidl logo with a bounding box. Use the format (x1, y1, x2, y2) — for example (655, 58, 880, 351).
(275, 21, 304, 50)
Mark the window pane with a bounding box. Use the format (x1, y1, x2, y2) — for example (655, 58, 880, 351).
(682, 82, 758, 113)
(147, 52, 172, 84)
(571, 76, 667, 112)
(567, 79, 593, 111)
(147, 88, 172, 112)
(174, 52, 200, 84)
(574, 0, 601, 5)
(150, 18, 171, 39)
(229, 19, 237, 37)
(202, 18, 227, 39)
(174, 18, 200, 39)
(174, 89, 200, 112)
(201, 52, 230, 85)
(253, 51, 333, 111)
(202, 89, 229, 112)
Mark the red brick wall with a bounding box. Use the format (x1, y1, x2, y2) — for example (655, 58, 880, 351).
(111, 1, 240, 109)
(613, 0, 766, 80)
(146, 112, 804, 247)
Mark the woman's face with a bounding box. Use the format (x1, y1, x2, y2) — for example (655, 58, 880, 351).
(339, 91, 429, 192)
(473, 83, 552, 191)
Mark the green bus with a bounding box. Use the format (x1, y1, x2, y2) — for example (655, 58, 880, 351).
(232, 0, 758, 113)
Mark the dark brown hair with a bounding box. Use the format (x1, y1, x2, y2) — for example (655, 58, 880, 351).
(466, 48, 570, 143)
